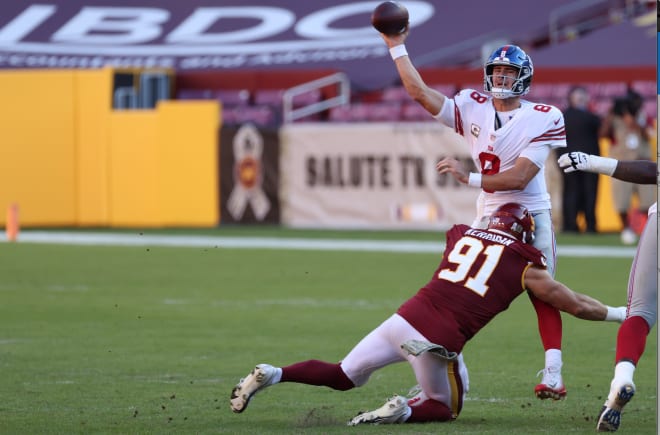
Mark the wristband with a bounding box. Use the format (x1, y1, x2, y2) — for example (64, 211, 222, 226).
(605, 306, 626, 322)
(468, 172, 482, 188)
(590, 155, 618, 176)
(389, 45, 408, 60)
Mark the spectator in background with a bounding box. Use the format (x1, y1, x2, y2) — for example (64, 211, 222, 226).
(561, 86, 602, 233)
(600, 89, 656, 244)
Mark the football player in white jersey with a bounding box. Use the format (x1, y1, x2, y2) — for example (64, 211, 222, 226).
(558, 152, 657, 432)
(381, 30, 572, 400)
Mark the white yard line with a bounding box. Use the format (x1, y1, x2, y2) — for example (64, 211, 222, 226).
(7, 231, 636, 258)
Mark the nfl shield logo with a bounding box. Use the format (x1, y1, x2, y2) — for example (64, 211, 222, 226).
(471, 123, 481, 138)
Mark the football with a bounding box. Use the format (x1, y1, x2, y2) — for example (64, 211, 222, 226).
(371, 1, 409, 35)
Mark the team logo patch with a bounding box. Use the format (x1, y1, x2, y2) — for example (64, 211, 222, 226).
(471, 123, 481, 138)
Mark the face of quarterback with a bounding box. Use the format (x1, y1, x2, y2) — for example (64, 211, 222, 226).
(491, 65, 519, 91)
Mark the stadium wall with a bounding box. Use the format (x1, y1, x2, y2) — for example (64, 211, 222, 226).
(0, 68, 219, 227)
(0, 67, 654, 231)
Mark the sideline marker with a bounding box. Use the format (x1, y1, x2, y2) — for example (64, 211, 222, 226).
(6, 203, 19, 242)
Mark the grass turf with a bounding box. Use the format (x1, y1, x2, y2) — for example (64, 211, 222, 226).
(0, 237, 656, 434)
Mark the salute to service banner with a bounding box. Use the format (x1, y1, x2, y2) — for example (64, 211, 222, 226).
(279, 123, 480, 230)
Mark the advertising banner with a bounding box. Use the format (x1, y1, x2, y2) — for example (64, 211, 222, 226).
(220, 123, 280, 224)
(279, 123, 480, 230)
(2, 1, 649, 90)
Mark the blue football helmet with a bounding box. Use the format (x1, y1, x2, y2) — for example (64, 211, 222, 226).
(484, 45, 533, 99)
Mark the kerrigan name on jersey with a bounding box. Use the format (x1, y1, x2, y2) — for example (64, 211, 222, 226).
(465, 228, 515, 246)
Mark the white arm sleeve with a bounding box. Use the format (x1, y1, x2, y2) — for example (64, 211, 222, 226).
(433, 97, 456, 129)
(519, 141, 552, 168)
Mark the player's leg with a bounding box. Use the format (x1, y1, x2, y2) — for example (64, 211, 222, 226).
(584, 172, 599, 232)
(528, 210, 565, 400)
(597, 207, 657, 432)
(405, 352, 469, 422)
(561, 173, 580, 232)
(612, 179, 637, 244)
(348, 314, 466, 425)
(230, 313, 406, 413)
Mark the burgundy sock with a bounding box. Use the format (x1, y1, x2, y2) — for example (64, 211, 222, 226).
(407, 398, 453, 422)
(280, 360, 355, 391)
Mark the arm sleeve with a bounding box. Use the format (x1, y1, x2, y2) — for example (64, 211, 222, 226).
(519, 142, 552, 169)
(433, 97, 456, 129)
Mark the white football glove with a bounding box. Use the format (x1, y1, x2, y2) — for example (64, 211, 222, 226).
(557, 152, 617, 176)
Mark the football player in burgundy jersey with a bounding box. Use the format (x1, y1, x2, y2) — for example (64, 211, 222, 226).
(380, 28, 569, 399)
(230, 203, 626, 426)
(558, 152, 657, 432)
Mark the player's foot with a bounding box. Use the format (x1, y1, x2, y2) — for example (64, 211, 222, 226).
(347, 395, 410, 426)
(596, 383, 635, 432)
(230, 364, 278, 413)
(534, 367, 566, 400)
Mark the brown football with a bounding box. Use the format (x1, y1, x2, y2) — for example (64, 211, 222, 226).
(371, 1, 409, 35)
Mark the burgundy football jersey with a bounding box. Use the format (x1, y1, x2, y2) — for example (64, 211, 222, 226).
(397, 224, 547, 352)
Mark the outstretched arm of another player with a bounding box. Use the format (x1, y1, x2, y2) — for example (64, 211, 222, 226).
(523, 266, 626, 322)
(379, 29, 446, 116)
(557, 152, 657, 184)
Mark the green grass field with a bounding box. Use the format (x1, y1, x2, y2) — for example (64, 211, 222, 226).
(0, 229, 656, 434)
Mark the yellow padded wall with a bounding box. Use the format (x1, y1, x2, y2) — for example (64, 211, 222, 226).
(0, 70, 76, 225)
(156, 101, 219, 226)
(74, 68, 113, 226)
(108, 111, 160, 227)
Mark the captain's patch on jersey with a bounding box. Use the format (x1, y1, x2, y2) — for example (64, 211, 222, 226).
(471, 123, 481, 138)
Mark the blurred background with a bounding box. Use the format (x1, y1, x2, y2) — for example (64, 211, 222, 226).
(0, 0, 656, 236)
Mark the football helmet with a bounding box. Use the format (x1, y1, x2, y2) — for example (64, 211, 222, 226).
(487, 202, 535, 244)
(484, 45, 533, 99)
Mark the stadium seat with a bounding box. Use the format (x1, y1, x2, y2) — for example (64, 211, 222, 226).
(216, 89, 251, 106)
(381, 86, 413, 103)
(328, 104, 371, 122)
(177, 89, 217, 100)
(430, 84, 457, 97)
(401, 102, 433, 122)
(594, 82, 627, 98)
(366, 102, 402, 121)
(222, 105, 277, 126)
(631, 80, 656, 98)
(254, 89, 286, 106)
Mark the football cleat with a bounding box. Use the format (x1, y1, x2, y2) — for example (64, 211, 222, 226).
(230, 364, 277, 413)
(347, 395, 410, 426)
(596, 383, 635, 432)
(534, 367, 566, 400)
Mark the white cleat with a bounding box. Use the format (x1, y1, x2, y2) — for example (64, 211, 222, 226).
(347, 395, 410, 426)
(534, 367, 566, 400)
(230, 364, 277, 413)
(596, 383, 636, 432)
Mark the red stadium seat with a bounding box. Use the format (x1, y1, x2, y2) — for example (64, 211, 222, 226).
(401, 102, 433, 122)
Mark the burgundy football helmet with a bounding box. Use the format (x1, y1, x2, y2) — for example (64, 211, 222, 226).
(487, 202, 535, 244)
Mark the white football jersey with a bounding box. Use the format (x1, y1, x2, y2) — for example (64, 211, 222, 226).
(436, 89, 566, 217)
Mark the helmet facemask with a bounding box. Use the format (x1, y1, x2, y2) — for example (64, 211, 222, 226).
(483, 45, 533, 99)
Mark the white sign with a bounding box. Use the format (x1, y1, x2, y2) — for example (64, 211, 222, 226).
(279, 122, 480, 230)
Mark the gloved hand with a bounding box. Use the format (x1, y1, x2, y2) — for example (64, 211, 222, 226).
(557, 152, 617, 176)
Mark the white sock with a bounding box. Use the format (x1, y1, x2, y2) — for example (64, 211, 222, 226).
(607, 361, 635, 403)
(545, 349, 562, 370)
